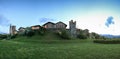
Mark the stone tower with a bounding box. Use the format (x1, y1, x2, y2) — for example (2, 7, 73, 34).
(10, 24, 16, 35)
(69, 20, 76, 38)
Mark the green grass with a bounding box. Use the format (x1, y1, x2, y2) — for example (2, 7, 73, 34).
(0, 33, 120, 59)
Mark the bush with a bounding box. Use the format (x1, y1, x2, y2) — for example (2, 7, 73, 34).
(93, 39, 120, 44)
(77, 34, 87, 39)
(34, 30, 45, 36)
(56, 30, 70, 40)
(32, 27, 46, 36)
(0, 34, 7, 40)
(25, 30, 35, 37)
(10, 34, 17, 39)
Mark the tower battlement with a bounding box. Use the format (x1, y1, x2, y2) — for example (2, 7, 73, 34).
(10, 24, 17, 35)
(69, 20, 77, 38)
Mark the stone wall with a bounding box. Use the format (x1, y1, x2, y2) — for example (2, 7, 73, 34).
(10, 25, 16, 35)
(69, 20, 77, 38)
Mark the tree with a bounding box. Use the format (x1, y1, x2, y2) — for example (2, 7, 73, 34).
(56, 29, 70, 39)
(77, 29, 89, 39)
(77, 34, 87, 39)
(0, 34, 7, 40)
(24, 27, 35, 37)
(90, 32, 101, 39)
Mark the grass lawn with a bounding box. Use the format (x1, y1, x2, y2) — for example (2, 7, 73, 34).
(0, 37, 120, 59)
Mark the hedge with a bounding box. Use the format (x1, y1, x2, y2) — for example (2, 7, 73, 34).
(93, 39, 120, 44)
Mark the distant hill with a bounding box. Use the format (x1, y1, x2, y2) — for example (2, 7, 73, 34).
(100, 34, 120, 38)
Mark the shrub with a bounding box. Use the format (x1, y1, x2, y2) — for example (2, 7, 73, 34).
(77, 34, 87, 39)
(25, 30, 35, 37)
(34, 30, 45, 36)
(10, 34, 17, 39)
(32, 27, 46, 36)
(56, 30, 70, 40)
(0, 34, 7, 40)
(93, 39, 120, 44)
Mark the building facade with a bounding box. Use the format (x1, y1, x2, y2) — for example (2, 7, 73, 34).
(43, 22, 55, 29)
(69, 20, 77, 38)
(10, 24, 17, 35)
(18, 27, 25, 35)
(55, 21, 67, 29)
(43, 21, 67, 29)
(31, 25, 41, 30)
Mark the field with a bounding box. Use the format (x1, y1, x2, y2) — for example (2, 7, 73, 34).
(0, 36, 120, 59)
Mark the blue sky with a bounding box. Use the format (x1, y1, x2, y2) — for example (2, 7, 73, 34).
(0, 0, 120, 35)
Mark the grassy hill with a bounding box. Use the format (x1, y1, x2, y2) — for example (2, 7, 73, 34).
(0, 33, 120, 59)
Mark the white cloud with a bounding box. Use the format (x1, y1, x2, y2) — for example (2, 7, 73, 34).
(73, 11, 120, 35)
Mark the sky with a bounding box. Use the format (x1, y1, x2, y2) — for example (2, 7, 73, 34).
(0, 0, 120, 35)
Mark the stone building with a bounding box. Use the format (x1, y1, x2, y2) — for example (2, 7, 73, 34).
(18, 27, 25, 31)
(69, 20, 77, 38)
(18, 27, 25, 35)
(10, 24, 17, 35)
(31, 25, 41, 30)
(43, 21, 67, 29)
(43, 22, 55, 29)
(55, 21, 67, 29)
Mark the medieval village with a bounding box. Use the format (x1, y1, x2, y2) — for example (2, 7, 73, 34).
(9, 20, 102, 39)
(10, 20, 77, 38)
(0, 0, 120, 59)
(0, 20, 119, 59)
